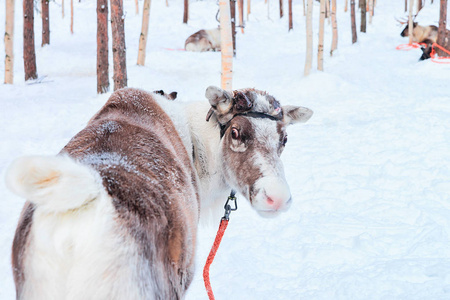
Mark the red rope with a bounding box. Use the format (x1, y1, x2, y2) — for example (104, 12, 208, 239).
(430, 43, 450, 64)
(395, 43, 427, 50)
(203, 219, 229, 300)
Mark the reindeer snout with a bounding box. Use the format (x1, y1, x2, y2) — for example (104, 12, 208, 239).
(252, 177, 292, 217)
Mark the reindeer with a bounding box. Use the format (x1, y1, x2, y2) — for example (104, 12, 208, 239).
(185, 28, 221, 52)
(399, 18, 439, 60)
(6, 86, 312, 299)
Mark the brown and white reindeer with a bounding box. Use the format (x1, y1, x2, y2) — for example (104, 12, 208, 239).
(184, 28, 221, 52)
(6, 86, 313, 299)
(398, 17, 440, 60)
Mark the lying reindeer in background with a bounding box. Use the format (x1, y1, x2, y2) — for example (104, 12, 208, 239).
(185, 28, 221, 52)
(399, 20, 438, 60)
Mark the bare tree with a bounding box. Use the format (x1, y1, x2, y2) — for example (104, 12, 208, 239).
(279, 0, 283, 18)
(230, 0, 236, 55)
(289, 0, 293, 30)
(304, 0, 313, 76)
(247, 0, 251, 21)
(219, 0, 233, 89)
(97, 0, 109, 93)
(408, 0, 415, 44)
(238, 0, 244, 33)
(71, 0, 74, 34)
(369, 0, 373, 24)
(303, 0, 305, 16)
(5, 0, 15, 84)
(417, 0, 423, 12)
(351, 0, 357, 43)
(110, 0, 128, 90)
(183, 0, 188, 23)
(42, 0, 50, 46)
(62, 0, 65, 18)
(345, 0, 348, 12)
(360, 0, 366, 32)
(137, 0, 151, 66)
(436, 0, 449, 57)
(135, 0, 139, 14)
(330, 0, 338, 56)
(24, 0, 38, 80)
(318, 0, 325, 71)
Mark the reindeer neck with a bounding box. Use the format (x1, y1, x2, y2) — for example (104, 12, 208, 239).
(184, 102, 231, 219)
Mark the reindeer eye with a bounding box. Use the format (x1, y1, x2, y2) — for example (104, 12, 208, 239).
(231, 128, 240, 140)
(282, 136, 288, 146)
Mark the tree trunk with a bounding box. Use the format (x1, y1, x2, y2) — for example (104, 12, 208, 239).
(97, 0, 109, 93)
(330, 0, 338, 56)
(219, 0, 233, 89)
(351, 0, 357, 43)
(137, 0, 151, 66)
(183, 0, 188, 23)
(5, 0, 15, 84)
(303, 0, 306, 16)
(238, 0, 244, 33)
(369, 0, 373, 24)
(304, 0, 313, 76)
(417, 0, 422, 12)
(230, 0, 236, 56)
(279, 0, 283, 18)
(408, 0, 415, 44)
(135, 0, 139, 14)
(62, 0, 65, 18)
(318, 0, 325, 71)
(71, 0, 74, 34)
(110, 0, 128, 90)
(405, 0, 407, 12)
(23, 0, 38, 81)
(345, 0, 348, 12)
(42, 0, 50, 46)
(436, 0, 449, 57)
(289, 0, 293, 30)
(325, 0, 330, 24)
(247, 0, 251, 20)
(360, 0, 366, 32)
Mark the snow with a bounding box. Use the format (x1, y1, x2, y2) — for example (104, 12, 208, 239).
(1, 0, 450, 299)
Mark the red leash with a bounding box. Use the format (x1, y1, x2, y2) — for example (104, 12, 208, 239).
(430, 42, 450, 64)
(203, 191, 237, 300)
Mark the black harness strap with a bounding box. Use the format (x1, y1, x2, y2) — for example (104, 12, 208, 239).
(219, 112, 282, 139)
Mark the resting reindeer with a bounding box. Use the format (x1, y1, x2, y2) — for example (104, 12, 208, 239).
(185, 28, 221, 52)
(6, 86, 312, 299)
(399, 20, 439, 60)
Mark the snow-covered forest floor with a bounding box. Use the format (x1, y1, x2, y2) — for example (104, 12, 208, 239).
(1, 0, 450, 299)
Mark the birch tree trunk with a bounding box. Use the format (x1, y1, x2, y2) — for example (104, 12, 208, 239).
(436, 0, 449, 57)
(345, 0, 348, 12)
(279, 0, 283, 18)
(62, 0, 64, 18)
(369, 0, 373, 24)
(135, 0, 139, 14)
(42, 0, 50, 46)
(318, 0, 325, 71)
(97, 0, 109, 93)
(405, 0, 407, 12)
(351, 0, 357, 43)
(24, 0, 38, 80)
(289, 0, 293, 30)
(137, 0, 151, 66)
(247, 0, 251, 20)
(238, 0, 244, 33)
(230, 0, 236, 55)
(71, 0, 74, 34)
(408, 0, 415, 44)
(219, 0, 233, 89)
(330, 0, 338, 56)
(360, 0, 366, 32)
(183, 0, 188, 23)
(303, 0, 306, 16)
(110, 0, 128, 90)
(5, 0, 14, 84)
(417, 0, 422, 12)
(304, 0, 313, 76)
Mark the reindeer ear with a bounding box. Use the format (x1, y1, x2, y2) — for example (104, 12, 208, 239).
(169, 92, 178, 100)
(282, 105, 313, 125)
(205, 86, 233, 111)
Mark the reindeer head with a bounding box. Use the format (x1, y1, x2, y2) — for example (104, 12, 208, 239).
(205, 86, 313, 217)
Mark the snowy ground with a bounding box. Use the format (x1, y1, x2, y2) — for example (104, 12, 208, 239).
(1, 0, 450, 299)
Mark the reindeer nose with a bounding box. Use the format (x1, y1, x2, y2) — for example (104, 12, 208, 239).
(265, 194, 292, 211)
(263, 179, 292, 211)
